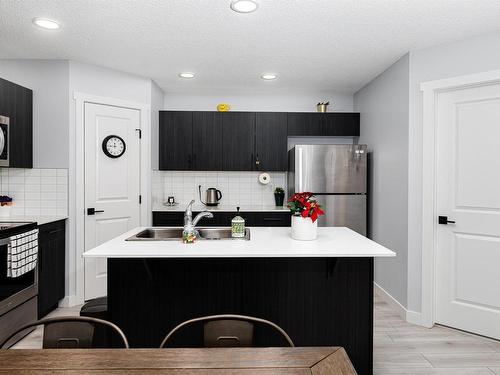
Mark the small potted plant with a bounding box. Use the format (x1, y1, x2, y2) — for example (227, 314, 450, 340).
(274, 187, 285, 206)
(287, 192, 325, 240)
(0, 195, 13, 217)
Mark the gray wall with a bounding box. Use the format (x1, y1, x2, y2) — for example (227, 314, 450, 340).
(0, 60, 69, 168)
(164, 90, 353, 112)
(354, 54, 410, 307)
(406, 30, 500, 312)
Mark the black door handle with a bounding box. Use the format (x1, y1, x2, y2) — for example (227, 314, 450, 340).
(438, 216, 455, 225)
(87, 208, 104, 215)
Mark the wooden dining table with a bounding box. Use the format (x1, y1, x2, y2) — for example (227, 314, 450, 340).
(0, 347, 357, 374)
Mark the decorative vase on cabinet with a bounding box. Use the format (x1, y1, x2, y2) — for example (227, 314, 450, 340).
(291, 215, 318, 241)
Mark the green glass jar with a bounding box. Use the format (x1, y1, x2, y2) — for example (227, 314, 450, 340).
(231, 207, 245, 238)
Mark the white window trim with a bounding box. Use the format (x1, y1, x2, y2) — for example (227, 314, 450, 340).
(419, 69, 500, 327)
(68, 92, 151, 305)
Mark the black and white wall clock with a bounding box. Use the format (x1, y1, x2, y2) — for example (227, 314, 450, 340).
(102, 135, 126, 158)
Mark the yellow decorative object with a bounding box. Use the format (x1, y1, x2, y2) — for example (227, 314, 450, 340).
(217, 103, 230, 112)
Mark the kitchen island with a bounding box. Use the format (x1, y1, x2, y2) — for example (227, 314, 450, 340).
(84, 227, 394, 375)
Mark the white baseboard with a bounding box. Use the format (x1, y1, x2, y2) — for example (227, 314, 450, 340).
(406, 309, 423, 326)
(59, 294, 83, 308)
(58, 296, 71, 308)
(374, 282, 423, 326)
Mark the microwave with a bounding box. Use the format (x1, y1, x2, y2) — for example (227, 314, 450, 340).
(0, 115, 9, 167)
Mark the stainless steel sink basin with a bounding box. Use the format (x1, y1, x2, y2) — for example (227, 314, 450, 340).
(198, 228, 250, 241)
(125, 227, 250, 241)
(126, 228, 184, 241)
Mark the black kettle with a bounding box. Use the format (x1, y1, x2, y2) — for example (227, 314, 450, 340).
(199, 185, 222, 206)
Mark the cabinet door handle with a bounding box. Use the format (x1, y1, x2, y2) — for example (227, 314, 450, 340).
(255, 153, 260, 166)
(48, 229, 64, 235)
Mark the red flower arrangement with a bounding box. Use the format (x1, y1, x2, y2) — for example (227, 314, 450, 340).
(287, 192, 325, 223)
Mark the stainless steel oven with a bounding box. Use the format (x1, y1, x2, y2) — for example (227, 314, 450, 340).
(0, 222, 38, 347)
(0, 115, 9, 167)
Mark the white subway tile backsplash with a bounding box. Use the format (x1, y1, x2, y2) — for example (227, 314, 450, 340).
(0, 168, 68, 217)
(152, 170, 287, 207)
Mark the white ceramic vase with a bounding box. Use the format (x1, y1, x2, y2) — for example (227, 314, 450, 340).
(291, 215, 317, 241)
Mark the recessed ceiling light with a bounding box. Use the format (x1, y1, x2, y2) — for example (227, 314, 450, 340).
(178, 72, 195, 79)
(230, 0, 258, 13)
(32, 17, 60, 30)
(261, 73, 277, 80)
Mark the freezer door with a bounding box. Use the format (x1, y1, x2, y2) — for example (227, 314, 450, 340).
(315, 195, 367, 236)
(291, 145, 367, 194)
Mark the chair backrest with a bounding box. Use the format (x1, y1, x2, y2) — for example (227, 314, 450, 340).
(160, 314, 294, 348)
(0, 316, 129, 349)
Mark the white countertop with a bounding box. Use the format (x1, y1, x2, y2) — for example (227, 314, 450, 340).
(153, 204, 290, 212)
(0, 215, 68, 226)
(83, 226, 395, 258)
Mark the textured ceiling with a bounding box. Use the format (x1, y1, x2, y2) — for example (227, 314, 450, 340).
(1, 0, 500, 94)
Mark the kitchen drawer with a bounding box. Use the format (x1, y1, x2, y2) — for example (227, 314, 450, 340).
(153, 211, 221, 227)
(245, 212, 291, 227)
(152, 211, 290, 227)
(152, 211, 184, 226)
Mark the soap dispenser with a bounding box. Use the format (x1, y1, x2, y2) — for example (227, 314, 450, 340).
(231, 207, 245, 238)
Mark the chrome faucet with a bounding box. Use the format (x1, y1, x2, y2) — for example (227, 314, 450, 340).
(183, 200, 214, 239)
(192, 211, 214, 226)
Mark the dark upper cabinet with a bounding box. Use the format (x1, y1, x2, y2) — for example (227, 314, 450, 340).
(192, 112, 223, 170)
(159, 111, 193, 170)
(287, 113, 323, 136)
(38, 220, 66, 319)
(287, 112, 360, 137)
(222, 112, 255, 171)
(159, 110, 360, 171)
(255, 112, 288, 171)
(322, 113, 360, 136)
(0, 77, 33, 168)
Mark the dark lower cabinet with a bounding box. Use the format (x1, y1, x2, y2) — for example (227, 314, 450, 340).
(0, 77, 33, 168)
(37, 220, 66, 319)
(152, 211, 290, 227)
(108, 257, 374, 375)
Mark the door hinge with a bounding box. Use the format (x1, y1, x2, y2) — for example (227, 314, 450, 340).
(139, 195, 142, 204)
(135, 128, 142, 139)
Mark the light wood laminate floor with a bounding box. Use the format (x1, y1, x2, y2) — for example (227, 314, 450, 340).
(12, 293, 500, 374)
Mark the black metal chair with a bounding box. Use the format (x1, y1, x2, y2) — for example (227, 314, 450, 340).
(159, 314, 295, 348)
(0, 316, 129, 349)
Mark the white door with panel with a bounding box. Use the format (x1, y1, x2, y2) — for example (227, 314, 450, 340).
(436, 82, 500, 339)
(84, 103, 141, 300)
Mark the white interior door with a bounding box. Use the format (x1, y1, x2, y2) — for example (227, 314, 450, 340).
(435, 82, 500, 339)
(84, 103, 141, 300)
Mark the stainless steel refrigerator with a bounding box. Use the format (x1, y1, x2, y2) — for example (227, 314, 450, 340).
(288, 144, 367, 235)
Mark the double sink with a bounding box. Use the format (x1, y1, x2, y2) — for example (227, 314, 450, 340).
(126, 227, 251, 241)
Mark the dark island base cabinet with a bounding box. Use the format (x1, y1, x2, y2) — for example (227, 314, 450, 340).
(152, 211, 291, 227)
(37, 220, 66, 319)
(108, 257, 374, 375)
